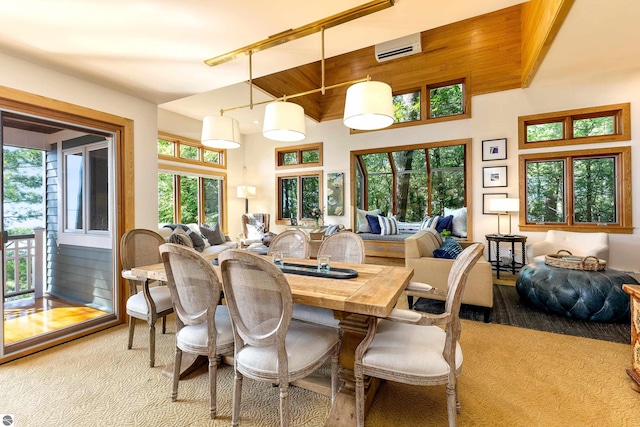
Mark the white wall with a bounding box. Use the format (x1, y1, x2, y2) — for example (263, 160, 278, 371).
(0, 52, 159, 230)
(237, 67, 640, 273)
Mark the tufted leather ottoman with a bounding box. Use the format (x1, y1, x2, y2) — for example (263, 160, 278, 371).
(516, 262, 637, 322)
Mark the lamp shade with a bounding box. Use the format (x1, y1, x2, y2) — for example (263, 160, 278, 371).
(237, 185, 256, 199)
(201, 115, 241, 149)
(343, 80, 394, 130)
(489, 198, 520, 213)
(262, 101, 306, 142)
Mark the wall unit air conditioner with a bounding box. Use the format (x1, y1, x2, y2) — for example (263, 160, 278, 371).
(375, 33, 422, 63)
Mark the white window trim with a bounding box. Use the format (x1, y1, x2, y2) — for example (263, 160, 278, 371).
(57, 138, 113, 249)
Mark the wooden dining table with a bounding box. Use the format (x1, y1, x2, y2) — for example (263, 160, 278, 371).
(131, 253, 413, 427)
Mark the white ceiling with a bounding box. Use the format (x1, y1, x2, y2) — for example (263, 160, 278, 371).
(1, 0, 639, 135)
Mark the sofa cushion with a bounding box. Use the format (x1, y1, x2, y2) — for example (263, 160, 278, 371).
(356, 208, 381, 233)
(168, 227, 194, 248)
(201, 223, 226, 245)
(433, 238, 463, 259)
(444, 207, 467, 238)
(185, 228, 205, 252)
(434, 215, 454, 234)
(378, 215, 399, 236)
(366, 214, 382, 234)
(420, 215, 439, 230)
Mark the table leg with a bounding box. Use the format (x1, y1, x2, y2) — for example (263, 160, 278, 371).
(162, 354, 207, 379)
(495, 241, 501, 279)
(324, 312, 380, 427)
(511, 241, 516, 275)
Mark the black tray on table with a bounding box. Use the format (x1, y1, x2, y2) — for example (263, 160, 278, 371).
(280, 262, 358, 279)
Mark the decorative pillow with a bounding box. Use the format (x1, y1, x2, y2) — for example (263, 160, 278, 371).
(324, 224, 341, 236)
(245, 223, 265, 240)
(262, 232, 277, 247)
(366, 214, 382, 234)
(168, 227, 194, 248)
(433, 238, 463, 259)
(200, 223, 226, 245)
(397, 221, 422, 234)
(425, 227, 443, 246)
(444, 207, 467, 238)
(420, 215, 439, 230)
(435, 215, 454, 234)
(356, 208, 381, 233)
(378, 215, 399, 236)
(185, 228, 205, 252)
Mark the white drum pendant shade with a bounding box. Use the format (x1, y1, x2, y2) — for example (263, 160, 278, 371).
(343, 81, 394, 130)
(201, 115, 241, 149)
(263, 101, 306, 142)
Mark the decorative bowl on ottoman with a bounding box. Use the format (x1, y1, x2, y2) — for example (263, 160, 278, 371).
(516, 262, 637, 322)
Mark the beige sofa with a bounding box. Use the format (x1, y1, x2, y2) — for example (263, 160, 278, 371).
(404, 229, 494, 321)
(526, 230, 609, 263)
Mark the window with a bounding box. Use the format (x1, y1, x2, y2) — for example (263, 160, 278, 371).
(352, 139, 470, 223)
(158, 132, 225, 169)
(393, 89, 421, 123)
(276, 142, 323, 169)
(427, 80, 465, 119)
(59, 138, 112, 248)
(518, 103, 630, 149)
(519, 146, 632, 233)
(276, 172, 321, 222)
(158, 171, 224, 226)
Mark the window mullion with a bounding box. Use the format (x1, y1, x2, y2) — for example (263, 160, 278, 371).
(565, 157, 574, 225)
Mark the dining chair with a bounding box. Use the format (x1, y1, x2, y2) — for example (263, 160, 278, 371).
(354, 243, 484, 427)
(267, 229, 309, 259)
(120, 228, 174, 367)
(218, 249, 341, 427)
(317, 231, 365, 263)
(159, 243, 234, 419)
(292, 231, 366, 329)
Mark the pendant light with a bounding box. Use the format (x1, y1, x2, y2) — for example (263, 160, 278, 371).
(262, 101, 306, 142)
(201, 114, 241, 149)
(343, 80, 394, 130)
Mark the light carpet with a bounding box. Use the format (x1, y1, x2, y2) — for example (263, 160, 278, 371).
(0, 317, 637, 426)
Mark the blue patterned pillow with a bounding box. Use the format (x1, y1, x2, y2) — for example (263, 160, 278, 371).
(433, 238, 463, 259)
(378, 215, 399, 236)
(366, 214, 382, 234)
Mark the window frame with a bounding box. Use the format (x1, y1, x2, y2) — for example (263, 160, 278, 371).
(275, 171, 323, 224)
(350, 138, 473, 236)
(518, 103, 631, 149)
(518, 146, 632, 233)
(275, 142, 323, 170)
(158, 131, 226, 169)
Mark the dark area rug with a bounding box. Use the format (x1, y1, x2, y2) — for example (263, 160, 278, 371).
(413, 284, 630, 344)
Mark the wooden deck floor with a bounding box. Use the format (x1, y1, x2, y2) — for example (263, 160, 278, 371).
(4, 295, 109, 345)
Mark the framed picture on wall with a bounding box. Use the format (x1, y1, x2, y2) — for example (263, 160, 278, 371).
(483, 166, 508, 188)
(482, 138, 507, 161)
(326, 172, 345, 216)
(483, 193, 508, 215)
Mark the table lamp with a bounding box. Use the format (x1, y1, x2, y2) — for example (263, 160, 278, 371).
(237, 185, 256, 213)
(489, 198, 520, 235)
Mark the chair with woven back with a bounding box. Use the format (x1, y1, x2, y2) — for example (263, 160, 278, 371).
(218, 249, 340, 427)
(292, 231, 366, 329)
(267, 229, 309, 259)
(354, 243, 485, 427)
(159, 243, 234, 419)
(120, 228, 174, 367)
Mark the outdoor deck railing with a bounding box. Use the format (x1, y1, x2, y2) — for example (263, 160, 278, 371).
(3, 228, 44, 300)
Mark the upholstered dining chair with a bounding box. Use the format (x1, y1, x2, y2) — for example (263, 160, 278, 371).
(354, 243, 484, 427)
(120, 229, 173, 367)
(317, 231, 365, 263)
(159, 243, 234, 419)
(267, 229, 309, 259)
(218, 249, 341, 427)
(292, 231, 366, 329)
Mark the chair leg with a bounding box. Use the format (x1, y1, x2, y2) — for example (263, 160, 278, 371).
(172, 347, 182, 402)
(162, 315, 167, 334)
(355, 368, 365, 427)
(127, 316, 136, 349)
(279, 382, 290, 427)
(483, 307, 492, 323)
(446, 382, 457, 427)
(209, 356, 217, 419)
(331, 347, 339, 403)
(231, 370, 243, 427)
(148, 322, 156, 367)
(407, 295, 415, 309)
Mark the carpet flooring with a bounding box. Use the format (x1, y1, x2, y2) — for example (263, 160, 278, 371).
(413, 284, 630, 344)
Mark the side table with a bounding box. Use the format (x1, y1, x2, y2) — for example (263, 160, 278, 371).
(623, 284, 640, 393)
(485, 234, 527, 279)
